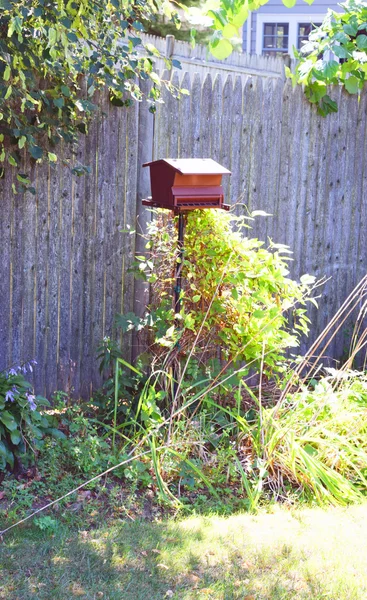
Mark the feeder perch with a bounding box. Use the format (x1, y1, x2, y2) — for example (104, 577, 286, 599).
(142, 158, 231, 212)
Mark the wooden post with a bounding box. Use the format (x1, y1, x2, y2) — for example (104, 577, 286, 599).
(165, 34, 175, 60)
(132, 80, 155, 362)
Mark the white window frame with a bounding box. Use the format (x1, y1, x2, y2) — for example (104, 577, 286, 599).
(256, 14, 324, 58)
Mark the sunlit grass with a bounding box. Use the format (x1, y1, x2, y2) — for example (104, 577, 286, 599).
(2, 503, 367, 599)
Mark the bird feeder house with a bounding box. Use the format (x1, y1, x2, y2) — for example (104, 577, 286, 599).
(142, 158, 231, 212)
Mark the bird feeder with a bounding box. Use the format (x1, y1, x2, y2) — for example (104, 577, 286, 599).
(141, 158, 231, 399)
(142, 158, 231, 212)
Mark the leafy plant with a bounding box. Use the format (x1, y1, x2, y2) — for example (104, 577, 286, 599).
(0, 0, 184, 185)
(288, 0, 367, 115)
(33, 515, 59, 532)
(0, 361, 64, 474)
(94, 338, 148, 428)
(187, 0, 315, 60)
(122, 209, 316, 384)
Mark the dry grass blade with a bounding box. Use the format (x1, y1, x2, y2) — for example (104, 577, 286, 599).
(278, 274, 367, 408)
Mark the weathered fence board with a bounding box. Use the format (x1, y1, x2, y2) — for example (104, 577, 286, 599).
(1, 63, 367, 397)
(139, 33, 287, 80)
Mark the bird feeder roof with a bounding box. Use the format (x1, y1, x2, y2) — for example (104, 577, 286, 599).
(143, 158, 231, 176)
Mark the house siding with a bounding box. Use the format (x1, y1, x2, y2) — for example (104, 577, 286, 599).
(256, 0, 339, 14)
(243, 20, 247, 51)
(247, 0, 340, 54)
(251, 13, 257, 54)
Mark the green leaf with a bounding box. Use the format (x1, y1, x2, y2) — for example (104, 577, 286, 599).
(18, 136, 26, 149)
(332, 45, 349, 59)
(0, 411, 18, 431)
(282, 0, 296, 7)
(209, 38, 233, 60)
(320, 60, 339, 80)
(29, 145, 43, 160)
(306, 81, 327, 103)
(132, 21, 144, 32)
(48, 27, 57, 46)
(344, 22, 358, 37)
(110, 95, 125, 107)
(207, 9, 226, 31)
(317, 95, 338, 117)
(76, 122, 87, 134)
(356, 34, 367, 50)
(222, 24, 238, 39)
(48, 152, 57, 162)
(53, 97, 64, 108)
(192, 294, 201, 303)
(67, 32, 78, 43)
(17, 173, 30, 184)
(232, 5, 249, 27)
(149, 72, 160, 85)
(0, 440, 7, 457)
(3, 65, 10, 81)
(10, 430, 22, 445)
(44, 428, 66, 439)
(61, 85, 71, 97)
(345, 75, 359, 94)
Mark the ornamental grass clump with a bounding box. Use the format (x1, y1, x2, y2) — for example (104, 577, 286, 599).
(255, 370, 367, 505)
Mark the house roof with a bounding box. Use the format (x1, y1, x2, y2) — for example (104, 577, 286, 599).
(143, 158, 231, 175)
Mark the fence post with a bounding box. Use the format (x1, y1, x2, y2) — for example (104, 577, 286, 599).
(132, 81, 155, 362)
(165, 34, 175, 60)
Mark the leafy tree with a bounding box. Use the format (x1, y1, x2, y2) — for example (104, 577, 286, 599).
(145, 0, 209, 43)
(3, 0, 358, 184)
(199, 0, 366, 115)
(193, 0, 314, 59)
(288, 0, 367, 115)
(0, 0, 181, 186)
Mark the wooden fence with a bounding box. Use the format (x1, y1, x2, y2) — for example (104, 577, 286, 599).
(1, 67, 366, 397)
(153, 71, 367, 362)
(1, 94, 141, 397)
(139, 33, 287, 80)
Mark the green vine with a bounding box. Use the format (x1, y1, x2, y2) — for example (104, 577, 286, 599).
(121, 209, 317, 380)
(0, 0, 183, 190)
(287, 0, 367, 116)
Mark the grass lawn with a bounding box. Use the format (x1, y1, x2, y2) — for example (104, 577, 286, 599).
(1, 502, 367, 599)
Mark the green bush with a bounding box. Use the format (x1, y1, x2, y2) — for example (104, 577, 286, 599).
(0, 362, 64, 473)
(122, 209, 316, 380)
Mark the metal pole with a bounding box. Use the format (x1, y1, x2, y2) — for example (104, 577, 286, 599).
(174, 212, 185, 316)
(173, 212, 185, 399)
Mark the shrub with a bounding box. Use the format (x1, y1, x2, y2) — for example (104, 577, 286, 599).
(0, 362, 63, 474)
(121, 209, 316, 380)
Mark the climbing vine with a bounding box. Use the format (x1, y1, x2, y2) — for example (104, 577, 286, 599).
(121, 210, 317, 379)
(0, 0, 182, 188)
(288, 0, 367, 116)
(195, 0, 367, 115)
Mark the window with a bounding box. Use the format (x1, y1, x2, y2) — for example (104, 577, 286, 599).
(297, 22, 321, 50)
(263, 23, 289, 56)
